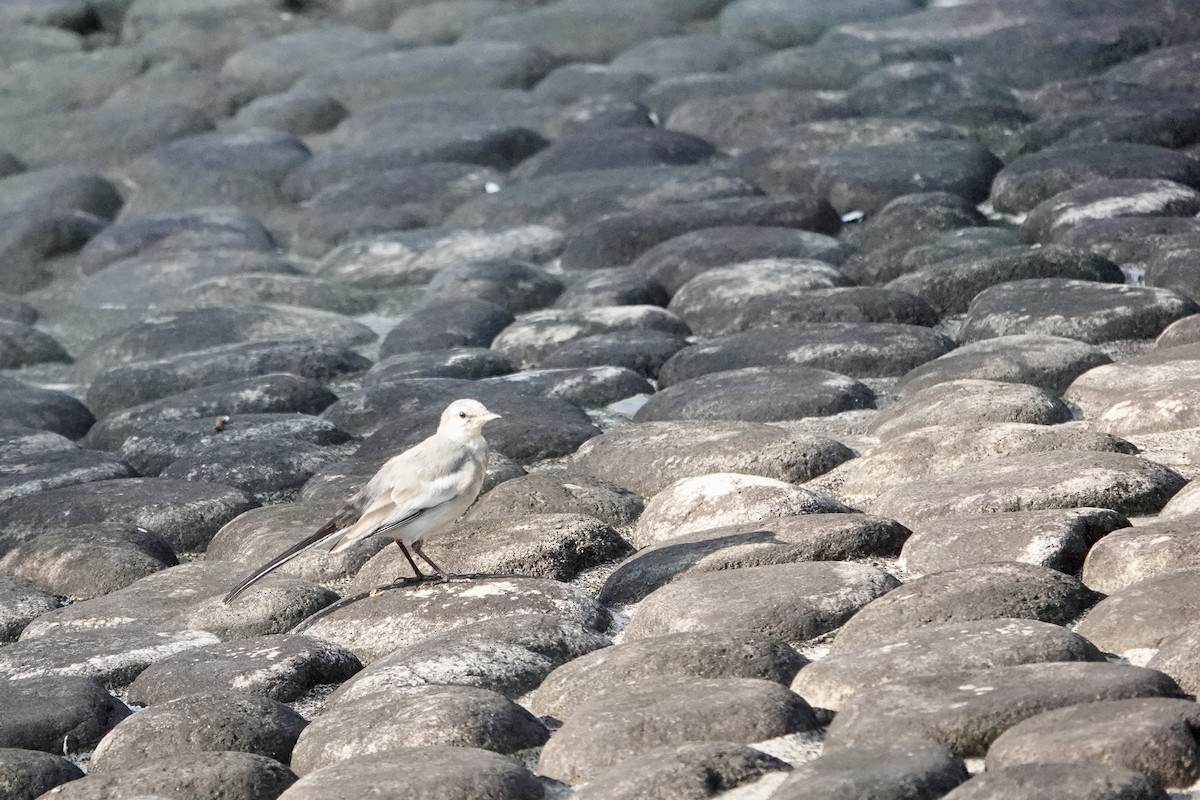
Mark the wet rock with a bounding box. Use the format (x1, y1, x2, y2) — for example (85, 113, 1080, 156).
(328, 614, 607, 703)
(571, 420, 855, 496)
(0, 478, 256, 555)
(886, 245, 1125, 315)
(379, 299, 513, 356)
(43, 751, 297, 800)
(631, 225, 848, 295)
(351, 513, 630, 587)
(528, 630, 805, 722)
(575, 742, 790, 800)
(0, 748, 83, 800)
(635, 366, 875, 423)
(0, 676, 129, 754)
(91, 691, 307, 770)
(795, 618, 1105, 711)
(316, 226, 564, 290)
(491, 305, 689, 367)
(538, 675, 817, 784)
(832, 562, 1099, 653)
(869, 379, 1072, 440)
(636, 473, 851, 546)
(625, 561, 898, 647)
(275, 747, 540, 800)
(660, 323, 954, 383)
(559, 195, 841, 271)
(897, 335, 1112, 395)
(773, 739, 968, 800)
(1075, 569, 1200, 653)
(986, 697, 1200, 788)
(866, 451, 1184, 527)
(0, 379, 94, 439)
(1082, 514, 1200, 594)
(0, 522, 177, 600)
(86, 339, 369, 418)
(300, 576, 607, 663)
(961, 279, 1198, 344)
(942, 763, 1168, 800)
(825, 662, 1185, 756)
(991, 143, 1200, 214)
(901, 508, 1130, 576)
(126, 634, 362, 705)
(469, 471, 644, 528)
(600, 514, 911, 606)
(291, 685, 546, 774)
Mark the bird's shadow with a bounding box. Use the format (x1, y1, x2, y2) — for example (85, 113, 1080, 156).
(288, 572, 521, 633)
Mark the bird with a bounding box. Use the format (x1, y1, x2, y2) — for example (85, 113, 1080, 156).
(223, 398, 501, 604)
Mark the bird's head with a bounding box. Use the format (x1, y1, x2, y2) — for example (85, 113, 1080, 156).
(439, 398, 502, 441)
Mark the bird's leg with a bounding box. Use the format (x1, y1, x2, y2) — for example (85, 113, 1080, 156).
(395, 541, 425, 581)
(411, 540, 452, 583)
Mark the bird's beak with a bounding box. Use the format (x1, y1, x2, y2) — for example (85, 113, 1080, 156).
(484, 412, 502, 422)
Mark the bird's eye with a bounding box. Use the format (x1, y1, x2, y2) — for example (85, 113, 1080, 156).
(458, 410, 467, 418)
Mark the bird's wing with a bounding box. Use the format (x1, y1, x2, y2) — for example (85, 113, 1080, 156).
(222, 501, 360, 604)
(328, 443, 478, 552)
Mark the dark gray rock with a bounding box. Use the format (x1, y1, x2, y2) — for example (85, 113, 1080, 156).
(868, 379, 1073, 440)
(1149, 628, 1200, 697)
(553, 268, 669, 309)
(886, 245, 1126, 315)
(842, 191, 988, 254)
(794, 618, 1105, 712)
(327, 614, 607, 703)
(631, 225, 848, 295)
(480, 366, 654, 408)
(720, 0, 920, 48)
(0, 748, 83, 800)
(90, 691, 307, 771)
(841, 62, 1029, 131)
(600, 514, 910, 606)
(575, 742, 789, 800)
(529, 630, 805, 723)
(1082, 513, 1200, 594)
(659, 323, 955, 383)
(316, 225, 563, 290)
(469, 471, 644, 528)
(1143, 234, 1200, 303)
(86, 339, 370, 418)
(897, 335, 1112, 395)
(1075, 569, 1200, 653)
(538, 330, 686, 380)
(902, 508, 1130, 576)
(961, 279, 1198, 344)
(118, 413, 350, 477)
(227, 89, 348, 135)
(42, 751, 297, 800)
(0, 522, 177, 600)
(460, 4, 682, 62)
(1023, 178, 1200, 242)
(571, 420, 855, 496)
(126, 634, 362, 705)
(0, 378, 93, 439)
(0, 209, 104, 293)
(0, 478, 256, 555)
(825, 662, 1186, 757)
(538, 675, 817, 784)
(422, 258, 563, 314)
(292, 685, 547, 774)
(219, 25, 394, 95)
(160, 437, 350, 504)
(364, 348, 515, 385)
(772, 739, 968, 800)
(853, 226, 1032, 286)
(300, 576, 607, 664)
(831, 562, 1099, 654)
(0, 447, 135, 504)
(610, 32, 768, 77)
(941, 763, 1168, 800)
(625, 561, 899, 647)
(84, 373, 337, 451)
(559, 195, 841, 271)
(534, 62, 655, 103)
(512, 128, 715, 181)
(987, 697, 1200, 789)
(0, 293, 37, 325)
(635, 365, 875, 423)
(380, 299, 513, 356)
(867, 451, 1186, 528)
(491, 305, 690, 367)
(0, 166, 122, 220)
(0, 574, 59, 642)
(0, 676, 129, 754)
(991, 142, 1200, 214)
(274, 747, 539, 800)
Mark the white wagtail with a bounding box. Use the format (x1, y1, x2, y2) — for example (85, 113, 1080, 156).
(224, 398, 501, 603)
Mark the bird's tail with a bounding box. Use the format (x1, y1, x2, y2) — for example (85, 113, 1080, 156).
(222, 520, 343, 604)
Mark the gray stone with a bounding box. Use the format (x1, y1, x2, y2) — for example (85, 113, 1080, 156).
(1075, 569, 1200, 654)
(41, 751, 297, 800)
(90, 691, 307, 771)
(793, 618, 1105, 711)
(423, 258, 563, 314)
(897, 335, 1112, 395)
(0, 748, 83, 800)
(469, 471, 644, 528)
(527, 631, 805, 723)
(831, 562, 1098, 654)
(0, 574, 59, 643)
(941, 763, 1168, 800)
(772, 739, 968, 800)
(0, 676, 130, 754)
(0, 447, 135, 504)
(575, 742, 790, 800)
(491, 305, 690, 368)
(1082, 513, 1200, 594)
(625, 561, 899, 647)
(364, 348, 515, 384)
(868, 379, 1072, 440)
(1024, 178, 1200, 241)
(0, 377, 93, 440)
